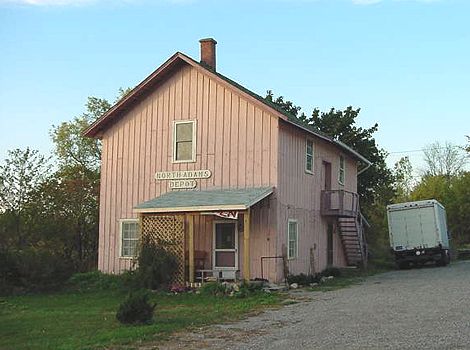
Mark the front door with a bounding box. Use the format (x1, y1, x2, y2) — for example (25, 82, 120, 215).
(213, 221, 238, 271)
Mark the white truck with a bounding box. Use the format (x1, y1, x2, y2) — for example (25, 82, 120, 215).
(387, 199, 450, 268)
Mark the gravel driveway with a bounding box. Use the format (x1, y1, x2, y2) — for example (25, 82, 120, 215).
(157, 261, 470, 350)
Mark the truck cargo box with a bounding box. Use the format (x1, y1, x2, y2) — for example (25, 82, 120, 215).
(387, 199, 450, 268)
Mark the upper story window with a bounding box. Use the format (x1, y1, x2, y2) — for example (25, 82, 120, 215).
(287, 219, 298, 259)
(120, 219, 139, 258)
(338, 155, 345, 185)
(173, 120, 196, 162)
(305, 139, 314, 174)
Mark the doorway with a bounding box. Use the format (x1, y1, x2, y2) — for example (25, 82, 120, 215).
(213, 221, 238, 271)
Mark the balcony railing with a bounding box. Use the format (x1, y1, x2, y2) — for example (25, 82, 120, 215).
(321, 190, 359, 218)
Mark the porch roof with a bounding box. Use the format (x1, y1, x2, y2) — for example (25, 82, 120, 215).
(134, 187, 274, 213)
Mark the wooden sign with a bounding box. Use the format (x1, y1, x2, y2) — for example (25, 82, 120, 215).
(214, 211, 238, 220)
(155, 170, 211, 180)
(169, 179, 197, 190)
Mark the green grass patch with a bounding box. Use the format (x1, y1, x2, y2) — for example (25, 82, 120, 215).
(0, 282, 280, 350)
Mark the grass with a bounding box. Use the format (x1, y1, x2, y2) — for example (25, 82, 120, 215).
(0, 280, 280, 350)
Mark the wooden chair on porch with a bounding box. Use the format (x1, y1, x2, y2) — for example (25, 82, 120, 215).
(185, 250, 208, 282)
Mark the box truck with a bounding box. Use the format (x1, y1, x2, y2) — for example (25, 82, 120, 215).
(387, 199, 450, 268)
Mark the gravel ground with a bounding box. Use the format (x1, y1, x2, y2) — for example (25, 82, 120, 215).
(154, 261, 470, 350)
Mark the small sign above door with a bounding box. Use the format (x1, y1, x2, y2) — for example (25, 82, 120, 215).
(214, 211, 239, 220)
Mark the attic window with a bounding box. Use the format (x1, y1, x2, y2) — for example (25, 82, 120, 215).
(173, 120, 196, 163)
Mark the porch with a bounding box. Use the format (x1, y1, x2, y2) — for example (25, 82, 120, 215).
(134, 187, 274, 285)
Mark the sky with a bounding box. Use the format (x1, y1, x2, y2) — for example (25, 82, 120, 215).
(0, 0, 469, 176)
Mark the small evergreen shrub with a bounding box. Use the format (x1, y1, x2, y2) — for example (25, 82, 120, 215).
(134, 236, 178, 290)
(116, 290, 155, 325)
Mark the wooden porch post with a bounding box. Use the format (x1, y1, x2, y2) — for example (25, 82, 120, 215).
(243, 209, 251, 281)
(188, 214, 195, 284)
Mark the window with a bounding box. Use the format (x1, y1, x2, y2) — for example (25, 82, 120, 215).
(173, 120, 196, 162)
(120, 220, 139, 258)
(338, 155, 345, 185)
(305, 139, 314, 174)
(287, 219, 298, 259)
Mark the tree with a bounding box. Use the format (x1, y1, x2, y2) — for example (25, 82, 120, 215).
(48, 89, 127, 270)
(393, 156, 414, 202)
(264, 91, 395, 253)
(422, 141, 467, 177)
(0, 148, 50, 248)
(264, 91, 394, 210)
(50, 96, 110, 171)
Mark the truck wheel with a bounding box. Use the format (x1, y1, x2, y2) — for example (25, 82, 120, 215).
(437, 250, 449, 267)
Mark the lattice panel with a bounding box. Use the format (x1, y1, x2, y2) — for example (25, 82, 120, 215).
(141, 214, 185, 284)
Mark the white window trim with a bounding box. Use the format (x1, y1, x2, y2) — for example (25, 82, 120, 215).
(305, 139, 314, 174)
(338, 155, 345, 186)
(172, 120, 197, 163)
(287, 219, 299, 260)
(119, 218, 140, 259)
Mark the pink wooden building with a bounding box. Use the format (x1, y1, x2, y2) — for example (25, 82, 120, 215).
(84, 39, 371, 284)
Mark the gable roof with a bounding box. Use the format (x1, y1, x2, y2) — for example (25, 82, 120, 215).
(83, 52, 371, 167)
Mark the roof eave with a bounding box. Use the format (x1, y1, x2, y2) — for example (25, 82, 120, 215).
(83, 52, 187, 138)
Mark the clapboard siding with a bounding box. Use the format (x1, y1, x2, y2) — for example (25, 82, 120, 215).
(276, 121, 357, 277)
(98, 64, 279, 273)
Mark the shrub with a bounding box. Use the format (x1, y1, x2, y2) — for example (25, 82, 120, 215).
(200, 281, 264, 298)
(67, 271, 126, 292)
(0, 248, 74, 295)
(134, 236, 178, 290)
(234, 281, 263, 298)
(320, 267, 342, 278)
(287, 273, 321, 286)
(200, 282, 228, 296)
(116, 290, 155, 325)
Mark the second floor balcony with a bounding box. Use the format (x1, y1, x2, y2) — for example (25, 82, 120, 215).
(321, 189, 359, 218)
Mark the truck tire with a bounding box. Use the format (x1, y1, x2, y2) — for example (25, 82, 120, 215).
(437, 250, 450, 267)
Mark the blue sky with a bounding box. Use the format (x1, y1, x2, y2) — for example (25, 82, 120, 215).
(0, 0, 469, 174)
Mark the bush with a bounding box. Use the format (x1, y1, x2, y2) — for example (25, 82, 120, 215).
(67, 271, 127, 292)
(200, 281, 264, 298)
(287, 273, 321, 286)
(320, 267, 342, 278)
(199, 282, 228, 296)
(0, 248, 74, 295)
(133, 236, 178, 290)
(116, 290, 155, 325)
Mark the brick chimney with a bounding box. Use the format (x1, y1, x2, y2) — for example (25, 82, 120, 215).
(199, 38, 217, 71)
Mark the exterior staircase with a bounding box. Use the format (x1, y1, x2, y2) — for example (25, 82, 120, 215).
(320, 189, 368, 268)
(337, 215, 368, 267)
